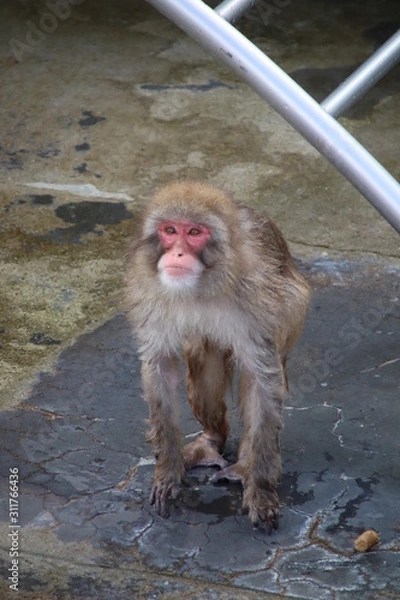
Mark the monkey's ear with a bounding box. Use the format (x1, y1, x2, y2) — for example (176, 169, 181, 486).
(142, 207, 166, 238)
(237, 206, 256, 236)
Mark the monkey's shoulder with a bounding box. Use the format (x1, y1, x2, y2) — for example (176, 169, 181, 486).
(238, 204, 286, 240)
(237, 205, 291, 265)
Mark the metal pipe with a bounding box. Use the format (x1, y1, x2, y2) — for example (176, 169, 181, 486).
(322, 29, 400, 118)
(146, 0, 400, 233)
(215, 0, 260, 23)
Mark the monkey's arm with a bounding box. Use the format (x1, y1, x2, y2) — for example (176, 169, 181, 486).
(212, 345, 285, 531)
(242, 368, 283, 530)
(141, 356, 185, 517)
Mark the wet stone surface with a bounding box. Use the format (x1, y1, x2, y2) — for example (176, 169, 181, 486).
(0, 263, 399, 599)
(1, 0, 400, 596)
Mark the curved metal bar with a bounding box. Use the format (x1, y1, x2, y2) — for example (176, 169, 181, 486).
(146, 0, 400, 233)
(215, 0, 260, 24)
(322, 29, 400, 118)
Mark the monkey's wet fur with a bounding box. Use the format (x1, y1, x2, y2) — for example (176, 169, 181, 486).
(124, 181, 310, 532)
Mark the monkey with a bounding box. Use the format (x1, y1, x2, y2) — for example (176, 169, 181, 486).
(124, 181, 311, 531)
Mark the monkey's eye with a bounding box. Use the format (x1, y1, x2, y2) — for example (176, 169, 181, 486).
(188, 228, 201, 236)
(164, 226, 176, 235)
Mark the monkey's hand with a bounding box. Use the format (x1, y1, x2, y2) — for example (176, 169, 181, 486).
(150, 469, 183, 518)
(242, 483, 280, 533)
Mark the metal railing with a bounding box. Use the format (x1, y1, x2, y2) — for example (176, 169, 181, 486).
(146, 0, 400, 233)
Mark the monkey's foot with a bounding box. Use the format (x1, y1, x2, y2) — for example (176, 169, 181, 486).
(183, 435, 228, 470)
(209, 461, 247, 485)
(242, 484, 280, 532)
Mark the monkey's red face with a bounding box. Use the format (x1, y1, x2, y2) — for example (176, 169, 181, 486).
(157, 220, 211, 290)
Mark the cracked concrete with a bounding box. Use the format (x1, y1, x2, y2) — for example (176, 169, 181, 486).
(1, 0, 400, 598)
(0, 268, 399, 599)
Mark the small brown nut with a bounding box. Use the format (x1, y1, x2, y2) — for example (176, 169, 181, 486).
(354, 530, 380, 552)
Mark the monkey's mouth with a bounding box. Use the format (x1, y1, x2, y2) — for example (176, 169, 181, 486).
(162, 266, 193, 278)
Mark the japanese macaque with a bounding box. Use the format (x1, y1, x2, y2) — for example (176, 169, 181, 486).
(124, 181, 310, 531)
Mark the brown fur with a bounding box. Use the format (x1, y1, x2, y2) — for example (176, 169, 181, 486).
(124, 181, 311, 530)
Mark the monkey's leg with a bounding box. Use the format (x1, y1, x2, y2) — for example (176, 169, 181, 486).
(213, 365, 285, 531)
(183, 341, 232, 470)
(142, 356, 185, 517)
(210, 372, 251, 485)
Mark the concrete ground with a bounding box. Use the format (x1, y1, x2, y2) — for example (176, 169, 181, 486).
(0, 0, 399, 598)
